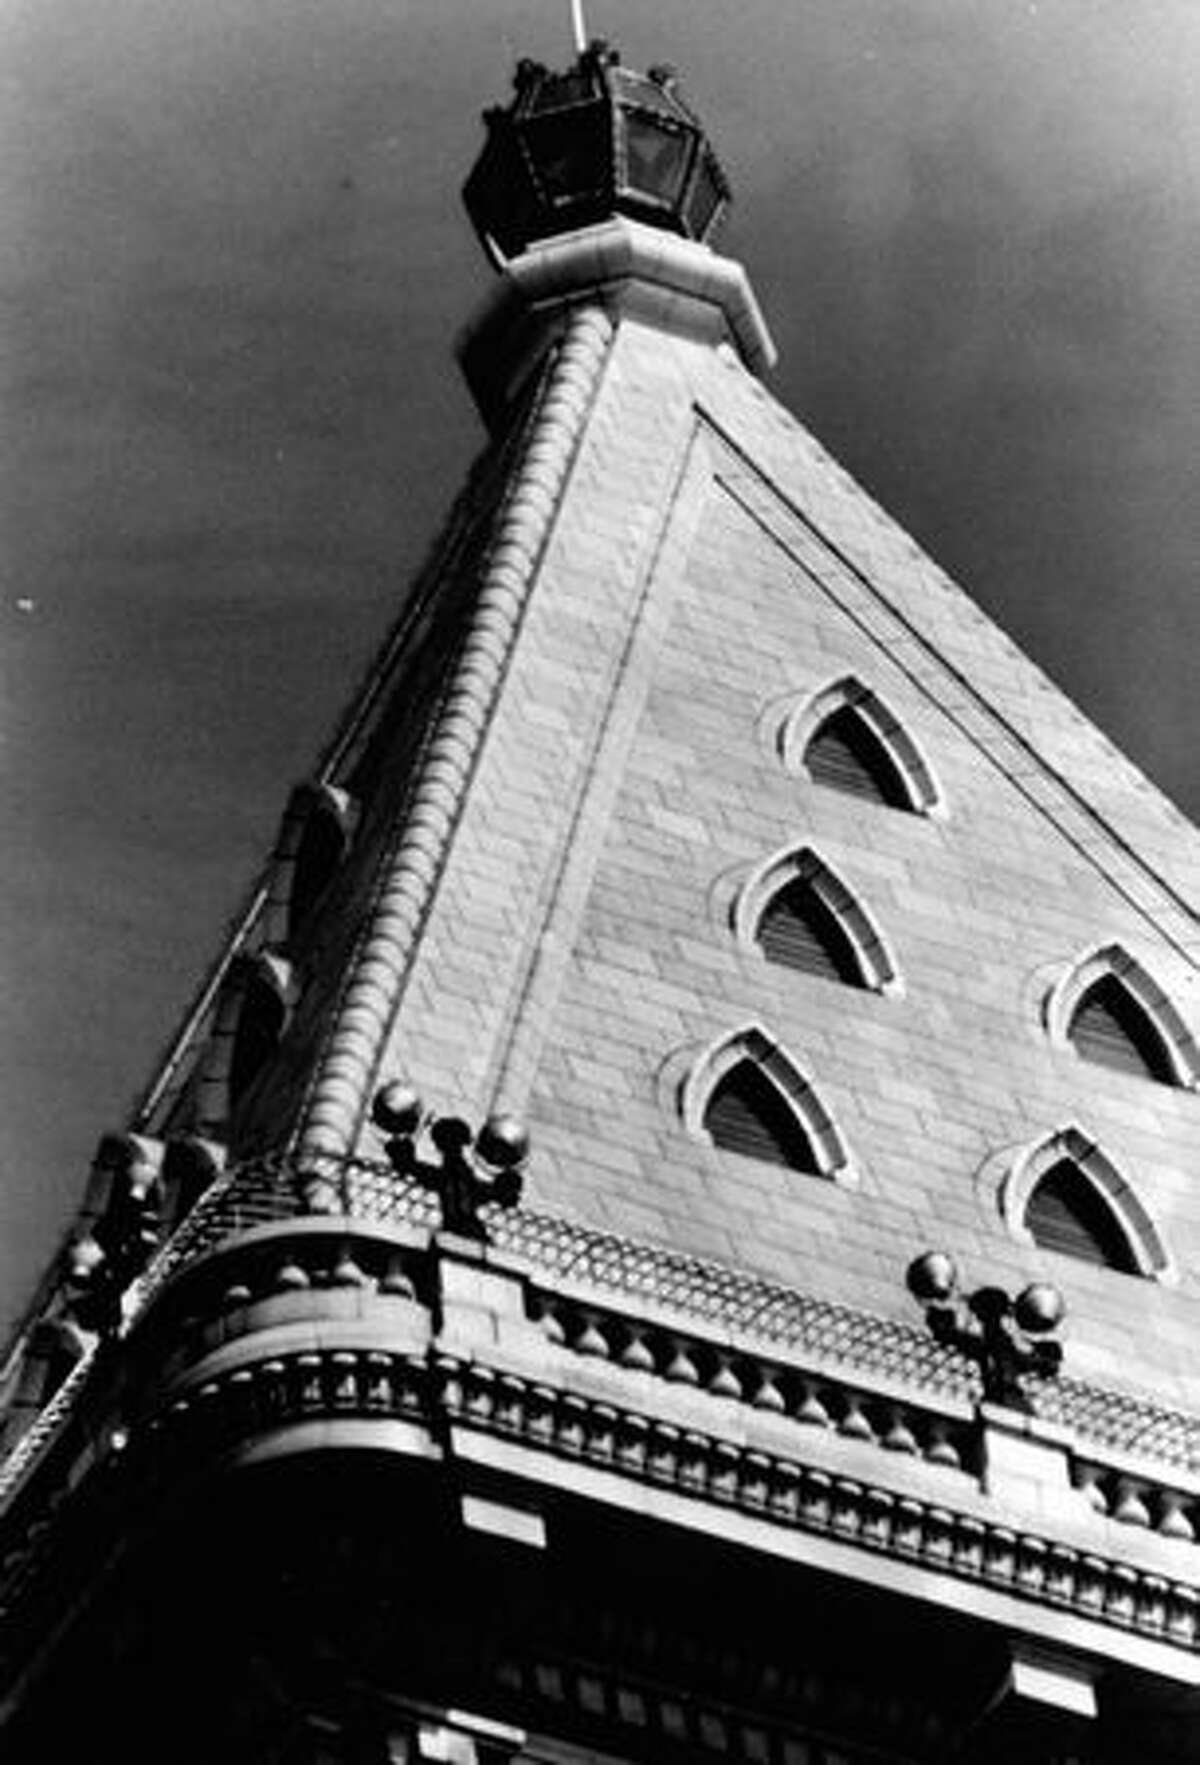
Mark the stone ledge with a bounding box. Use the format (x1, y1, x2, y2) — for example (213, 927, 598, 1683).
(6, 1163, 1195, 1561)
(0, 1334, 1195, 1692)
(439, 1359, 1199, 1674)
(457, 219, 776, 425)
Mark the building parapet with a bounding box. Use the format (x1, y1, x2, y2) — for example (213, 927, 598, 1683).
(4, 1151, 1195, 1505)
(0, 1179, 1196, 1706)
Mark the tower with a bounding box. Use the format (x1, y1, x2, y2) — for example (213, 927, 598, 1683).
(0, 31, 1197, 1761)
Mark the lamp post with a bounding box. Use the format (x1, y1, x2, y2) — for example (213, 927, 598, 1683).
(906, 1251, 1065, 1412)
(372, 1083, 529, 1241)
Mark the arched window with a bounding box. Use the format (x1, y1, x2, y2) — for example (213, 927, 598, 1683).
(161, 1136, 226, 1227)
(265, 782, 356, 950)
(734, 846, 900, 993)
(196, 952, 296, 1133)
(288, 804, 347, 944)
(1044, 943, 1198, 1090)
(775, 677, 942, 816)
(228, 973, 287, 1109)
(999, 1125, 1171, 1282)
(704, 1060, 822, 1171)
(1068, 975, 1176, 1084)
(805, 704, 910, 806)
(758, 877, 860, 981)
(1025, 1159, 1139, 1273)
(680, 1024, 856, 1186)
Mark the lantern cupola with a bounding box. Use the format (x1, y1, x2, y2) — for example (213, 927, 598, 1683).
(462, 41, 731, 268)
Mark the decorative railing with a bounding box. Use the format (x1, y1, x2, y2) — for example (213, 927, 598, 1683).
(124, 1153, 1196, 1469)
(1038, 1376, 1197, 1472)
(1, 1152, 1197, 1532)
(1072, 1460, 1198, 1544)
(130, 1227, 426, 1385)
(0, 1346, 100, 1508)
(1, 1331, 1193, 1667)
(438, 1355, 1199, 1651)
(531, 1290, 977, 1473)
(125, 1155, 436, 1321)
(127, 1163, 431, 1319)
(0, 1150, 1196, 1670)
(505, 1211, 974, 1395)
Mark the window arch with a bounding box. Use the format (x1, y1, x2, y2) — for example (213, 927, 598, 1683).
(999, 1125, 1170, 1281)
(733, 846, 900, 994)
(161, 1135, 226, 1228)
(680, 1025, 856, 1186)
(1044, 943, 1199, 1089)
(777, 677, 942, 816)
(229, 970, 288, 1109)
(1025, 1161, 1139, 1273)
(265, 782, 357, 949)
(289, 801, 348, 943)
(195, 951, 296, 1133)
(1070, 977, 1173, 1082)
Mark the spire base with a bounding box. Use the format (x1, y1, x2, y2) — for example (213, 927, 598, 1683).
(457, 217, 776, 429)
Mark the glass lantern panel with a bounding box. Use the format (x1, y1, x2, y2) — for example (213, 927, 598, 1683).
(530, 65, 596, 111)
(464, 137, 542, 259)
(684, 150, 724, 238)
(524, 108, 611, 205)
(608, 67, 691, 127)
(622, 111, 693, 207)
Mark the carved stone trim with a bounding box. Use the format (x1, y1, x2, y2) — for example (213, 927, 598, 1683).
(128, 1158, 1200, 1471)
(492, 1644, 944, 1762)
(438, 1358, 1199, 1655)
(5, 1154, 1197, 1547)
(147, 1345, 431, 1455)
(295, 301, 617, 1170)
(532, 1289, 977, 1475)
(0, 1340, 1196, 1674)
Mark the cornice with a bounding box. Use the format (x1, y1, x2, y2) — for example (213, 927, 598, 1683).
(0, 1203, 1197, 1694)
(3, 1334, 1190, 1680)
(436, 1354, 1198, 1672)
(147, 1153, 1199, 1470)
(4, 1156, 1195, 1522)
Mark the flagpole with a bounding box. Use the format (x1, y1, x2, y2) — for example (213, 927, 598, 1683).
(569, 0, 587, 54)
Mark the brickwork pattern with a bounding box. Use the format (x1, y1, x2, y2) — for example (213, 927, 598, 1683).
(123, 1150, 1200, 1474)
(78, 295, 1200, 1441)
(296, 306, 617, 1165)
(332, 313, 1200, 1411)
(362, 322, 711, 1124)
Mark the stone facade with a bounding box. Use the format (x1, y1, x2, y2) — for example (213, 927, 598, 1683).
(0, 54, 1196, 1763)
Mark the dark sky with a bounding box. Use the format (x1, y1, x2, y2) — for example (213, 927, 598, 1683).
(3, 0, 1199, 1330)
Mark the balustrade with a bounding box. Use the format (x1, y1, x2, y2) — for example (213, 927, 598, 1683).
(1072, 1459, 1198, 1542)
(436, 1356, 1198, 1648)
(531, 1290, 977, 1475)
